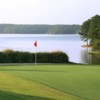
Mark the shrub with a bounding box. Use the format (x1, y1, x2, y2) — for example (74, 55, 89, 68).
(0, 49, 69, 63)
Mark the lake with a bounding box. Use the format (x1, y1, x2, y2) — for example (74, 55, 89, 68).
(0, 34, 100, 64)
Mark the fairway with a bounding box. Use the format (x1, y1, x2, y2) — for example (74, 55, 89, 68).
(0, 64, 100, 100)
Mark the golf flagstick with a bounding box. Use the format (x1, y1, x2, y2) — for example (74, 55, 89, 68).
(34, 41, 37, 67)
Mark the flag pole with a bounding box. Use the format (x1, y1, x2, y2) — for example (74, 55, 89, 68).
(34, 41, 37, 67)
(35, 50, 37, 67)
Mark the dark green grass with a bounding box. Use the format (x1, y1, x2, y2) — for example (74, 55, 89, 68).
(0, 64, 100, 100)
(0, 90, 55, 100)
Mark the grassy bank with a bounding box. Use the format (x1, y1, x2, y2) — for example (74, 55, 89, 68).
(0, 64, 100, 100)
(89, 51, 100, 55)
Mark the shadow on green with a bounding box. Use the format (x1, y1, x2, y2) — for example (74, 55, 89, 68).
(0, 90, 55, 100)
(0, 68, 68, 73)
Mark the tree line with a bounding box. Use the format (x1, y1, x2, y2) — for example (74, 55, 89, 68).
(79, 15, 100, 51)
(0, 24, 80, 34)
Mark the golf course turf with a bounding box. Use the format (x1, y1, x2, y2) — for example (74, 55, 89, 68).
(0, 64, 100, 100)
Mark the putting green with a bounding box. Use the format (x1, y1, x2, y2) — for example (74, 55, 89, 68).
(0, 64, 100, 100)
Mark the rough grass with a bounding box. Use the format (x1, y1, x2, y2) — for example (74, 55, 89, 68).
(0, 64, 100, 100)
(89, 50, 100, 55)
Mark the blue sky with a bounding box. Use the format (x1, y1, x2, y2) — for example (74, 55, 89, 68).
(0, 0, 100, 24)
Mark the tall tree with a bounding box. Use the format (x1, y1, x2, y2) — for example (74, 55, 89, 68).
(80, 15, 100, 50)
(89, 15, 100, 50)
(89, 15, 100, 40)
(79, 19, 90, 45)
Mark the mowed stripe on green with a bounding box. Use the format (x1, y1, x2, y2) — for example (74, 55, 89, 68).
(0, 64, 100, 100)
(0, 71, 82, 100)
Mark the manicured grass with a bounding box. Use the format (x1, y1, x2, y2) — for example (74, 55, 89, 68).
(0, 64, 100, 100)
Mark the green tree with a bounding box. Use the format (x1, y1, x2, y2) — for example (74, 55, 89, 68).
(89, 15, 100, 46)
(80, 15, 100, 50)
(79, 19, 90, 45)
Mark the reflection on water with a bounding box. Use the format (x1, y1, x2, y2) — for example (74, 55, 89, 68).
(81, 48, 92, 64)
(81, 48, 100, 64)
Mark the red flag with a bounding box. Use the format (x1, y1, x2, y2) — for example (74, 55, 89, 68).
(34, 41, 37, 47)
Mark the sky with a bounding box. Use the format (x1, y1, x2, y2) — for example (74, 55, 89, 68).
(0, 0, 100, 25)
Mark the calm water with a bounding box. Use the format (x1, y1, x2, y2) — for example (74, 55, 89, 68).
(0, 34, 100, 64)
